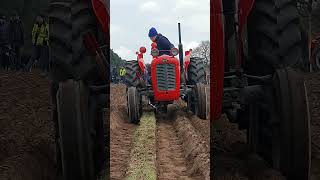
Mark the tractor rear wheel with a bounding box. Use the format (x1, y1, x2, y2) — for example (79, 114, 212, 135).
(247, 0, 302, 75)
(56, 80, 95, 180)
(273, 68, 311, 180)
(49, 0, 105, 82)
(49, 1, 106, 179)
(187, 57, 206, 85)
(246, 0, 311, 179)
(124, 60, 144, 87)
(127, 87, 141, 124)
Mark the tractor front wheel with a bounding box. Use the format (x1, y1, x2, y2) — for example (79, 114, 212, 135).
(127, 87, 141, 124)
(188, 83, 208, 119)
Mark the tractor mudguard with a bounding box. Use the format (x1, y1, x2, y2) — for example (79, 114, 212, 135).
(211, 0, 225, 120)
(91, 0, 110, 42)
(138, 57, 146, 74)
(238, 0, 255, 33)
(135, 52, 146, 75)
(184, 50, 191, 80)
(211, 0, 255, 120)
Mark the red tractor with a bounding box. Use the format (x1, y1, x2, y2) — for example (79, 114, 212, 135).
(124, 23, 208, 123)
(212, 0, 311, 179)
(49, 0, 109, 180)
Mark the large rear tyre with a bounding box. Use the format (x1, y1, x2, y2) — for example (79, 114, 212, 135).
(272, 68, 311, 180)
(56, 80, 95, 180)
(124, 60, 144, 87)
(127, 87, 141, 124)
(49, 0, 104, 82)
(187, 57, 206, 85)
(49, 1, 106, 179)
(246, 0, 311, 178)
(247, 0, 302, 76)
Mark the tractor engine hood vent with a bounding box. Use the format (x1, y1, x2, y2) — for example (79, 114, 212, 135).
(156, 63, 176, 91)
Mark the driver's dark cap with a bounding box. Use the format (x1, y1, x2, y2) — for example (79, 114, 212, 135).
(149, 27, 158, 38)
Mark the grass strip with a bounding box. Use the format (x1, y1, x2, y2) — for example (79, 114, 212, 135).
(126, 112, 157, 180)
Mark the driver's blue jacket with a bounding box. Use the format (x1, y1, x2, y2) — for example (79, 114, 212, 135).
(155, 34, 174, 56)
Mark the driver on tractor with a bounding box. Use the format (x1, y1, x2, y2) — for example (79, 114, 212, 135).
(146, 27, 176, 84)
(148, 27, 174, 56)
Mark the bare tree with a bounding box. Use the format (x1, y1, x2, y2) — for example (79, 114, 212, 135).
(191, 40, 210, 65)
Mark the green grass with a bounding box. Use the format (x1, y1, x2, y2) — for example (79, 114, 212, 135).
(126, 112, 157, 180)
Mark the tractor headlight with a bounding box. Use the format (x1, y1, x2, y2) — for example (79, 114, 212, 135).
(170, 48, 179, 56)
(151, 48, 159, 57)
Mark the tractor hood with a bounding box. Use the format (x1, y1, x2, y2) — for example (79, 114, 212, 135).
(151, 55, 181, 102)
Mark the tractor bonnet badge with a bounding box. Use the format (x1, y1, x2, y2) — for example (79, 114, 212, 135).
(163, 59, 168, 63)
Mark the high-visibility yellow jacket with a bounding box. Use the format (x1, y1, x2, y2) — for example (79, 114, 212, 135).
(32, 23, 49, 46)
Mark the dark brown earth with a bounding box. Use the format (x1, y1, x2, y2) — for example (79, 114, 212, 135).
(157, 118, 200, 180)
(212, 115, 285, 180)
(0, 70, 109, 180)
(0, 70, 59, 180)
(109, 84, 210, 179)
(109, 84, 136, 180)
(0, 73, 210, 180)
(156, 102, 210, 180)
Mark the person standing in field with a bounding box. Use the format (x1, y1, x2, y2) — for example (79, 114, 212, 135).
(25, 14, 49, 72)
(9, 11, 24, 70)
(0, 14, 10, 70)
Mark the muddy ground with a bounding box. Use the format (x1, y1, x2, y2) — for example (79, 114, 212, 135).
(0, 71, 319, 180)
(156, 106, 210, 180)
(212, 116, 285, 180)
(0, 70, 108, 180)
(0, 70, 58, 180)
(110, 84, 210, 179)
(110, 84, 137, 179)
(0, 73, 210, 180)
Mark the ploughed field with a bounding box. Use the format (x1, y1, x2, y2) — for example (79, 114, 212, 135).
(0, 70, 59, 180)
(0, 71, 320, 180)
(110, 84, 210, 180)
(0, 70, 108, 180)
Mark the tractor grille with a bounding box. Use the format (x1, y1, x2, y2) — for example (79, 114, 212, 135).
(156, 63, 176, 91)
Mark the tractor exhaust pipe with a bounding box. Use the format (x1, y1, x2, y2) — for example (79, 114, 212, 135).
(178, 23, 184, 71)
